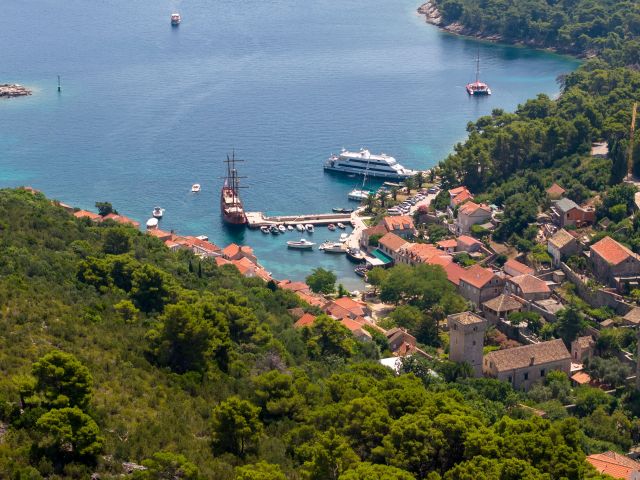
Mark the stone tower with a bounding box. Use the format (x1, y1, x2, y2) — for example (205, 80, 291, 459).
(447, 311, 487, 377)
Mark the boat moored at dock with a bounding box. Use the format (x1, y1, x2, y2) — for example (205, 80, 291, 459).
(146, 218, 159, 229)
(324, 148, 416, 179)
(152, 207, 165, 219)
(348, 189, 371, 201)
(328, 223, 336, 231)
(296, 223, 305, 231)
(332, 207, 354, 213)
(260, 226, 270, 234)
(221, 152, 248, 226)
(287, 239, 315, 250)
(337, 222, 346, 229)
(346, 247, 365, 263)
(305, 224, 314, 232)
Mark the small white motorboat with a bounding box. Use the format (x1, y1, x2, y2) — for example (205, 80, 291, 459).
(319, 241, 346, 253)
(348, 189, 371, 201)
(260, 226, 270, 234)
(278, 224, 286, 233)
(287, 239, 315, 250)
(340, 233, 349, 242)
(146, 218, 159, 229)
(305, 224, 314, 232)
(337, 222, 346, 229)
(152, 207, 165, 219)
(171, 13, 181, 26)
(287, 225, 294, 231)
(191, 183, 201, 193)
(296, 224, 305, 232)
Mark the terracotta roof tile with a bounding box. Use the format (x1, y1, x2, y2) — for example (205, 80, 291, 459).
(548, 229, 576, 249)
(483, 294, 523, 312)
(333, 297, 367, 316)
(587, 451, 640, 479)
(443, 262, 466, 286)
(378, 232, 408, 252)
(546, 183, 566, 196)
(294, 313, 316, 328)
(485, 339, 570, 372)
(451, 190, 474, 206)
(383, 215, 415, 232)
(459, 264, 496, 289)
(504, 258, 534, 276)
(591, 236, 636, 266)
(509, 274, 550, 294)
(437, 239, 457, 249)
(222, 243, 241, 258)
(73, 209, 101, 221)
(458, 201, 490, 215)
(448, 311, 485, 325)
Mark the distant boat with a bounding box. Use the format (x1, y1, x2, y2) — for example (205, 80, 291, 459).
(346, 247, 365, 263)
(332, 207, 354, 213)
(146, 218, 159, 229)
(270, 225, 280, 234)
(354, 265, 369, 277)
(305, 224, 314, 232)
(337, 222, 346, 229)
(319, 241, 346, 253)
(278, 224, 286, 232)
(152, 207, 165, 219)
(340, 233, 349, 242)
(221, 151, 248, 226)
(287, 239, 315, 250)
(287, 225, 294, 231)
(191, 183, 201, 193)
(296, 223, 305, 231)
(260, 225, 270, 234)
(328, 223, 336, 231)
(171, 13, 181, 26)
(467, 51, 491, 96)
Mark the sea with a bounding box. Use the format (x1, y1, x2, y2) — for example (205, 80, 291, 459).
(0, 0, 580, 289)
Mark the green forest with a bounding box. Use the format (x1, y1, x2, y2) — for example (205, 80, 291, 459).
(0, 191, 619, 479)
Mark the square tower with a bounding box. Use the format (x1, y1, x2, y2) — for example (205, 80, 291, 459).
(447, 312, 487, 377)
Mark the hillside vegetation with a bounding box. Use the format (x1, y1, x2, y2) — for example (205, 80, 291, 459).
(0, 189, 614, 479)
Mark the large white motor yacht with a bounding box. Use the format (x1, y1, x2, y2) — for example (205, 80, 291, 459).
(324, 148, 416, 179)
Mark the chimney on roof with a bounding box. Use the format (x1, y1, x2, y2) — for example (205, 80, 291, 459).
(530, 356, 535, 366)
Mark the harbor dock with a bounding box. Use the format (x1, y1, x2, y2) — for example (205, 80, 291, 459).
(246, 211, 353, 228)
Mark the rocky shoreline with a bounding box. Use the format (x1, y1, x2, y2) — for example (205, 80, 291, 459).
(417, 1, 503, 41)
(0, 84, 32, 98)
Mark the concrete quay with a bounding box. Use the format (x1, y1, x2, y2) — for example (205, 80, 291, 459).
(245, 211, 353, 228)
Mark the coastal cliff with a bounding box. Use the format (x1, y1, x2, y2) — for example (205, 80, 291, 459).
(0, 84, 31, 98)
(417, 1, 503, 41)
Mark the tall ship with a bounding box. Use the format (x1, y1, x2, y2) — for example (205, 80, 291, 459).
(466, 51, 491, 96)
(220, 152, 247, 225)
(324, 148, 416, 179)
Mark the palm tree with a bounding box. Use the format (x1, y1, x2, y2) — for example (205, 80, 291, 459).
(390, 186, 399, 201)
(379, 190, 389, 208)
(414, 172, 424, 189)
(404, 177, 415, 194)
(364, 192, 376, 214)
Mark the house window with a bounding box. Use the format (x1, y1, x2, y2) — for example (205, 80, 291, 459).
(453, 324, 457, 330)
(473, 327, 477, 332)
(524, 372, 529, 381)
(540, 369, 545, 377)
(508, 376, 512, 382)
(472, 340, 476, 346)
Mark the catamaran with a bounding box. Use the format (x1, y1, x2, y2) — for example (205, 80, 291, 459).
(466, 51, 491, 96)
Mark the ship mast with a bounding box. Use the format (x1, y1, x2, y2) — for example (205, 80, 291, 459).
(224, 151, 246, 204)
(475, 50, 480, 84)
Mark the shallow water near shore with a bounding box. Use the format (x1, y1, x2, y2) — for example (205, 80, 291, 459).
(0, 0, 579, 288)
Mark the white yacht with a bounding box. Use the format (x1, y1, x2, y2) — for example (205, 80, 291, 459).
(325, 148, 416, 179)
(146, 218, 159, 229)
(319, 241, 346, 253)
(152, 207, 165, 219)
(287, 239, 315, 250)
(191, 183, 201, 193)
(348, 189, 371, 201)
(296, 223, 305, 232)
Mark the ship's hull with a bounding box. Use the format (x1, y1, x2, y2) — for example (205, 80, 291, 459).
(324, 165, 414, 180)
(220, 188, 247, 225)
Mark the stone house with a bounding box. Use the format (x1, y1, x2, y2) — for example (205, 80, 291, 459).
(505, 274, 551, 301)
(382, 215, 416, 239)
(550, 198, 595, 228)
(504, 258, 534, 277)
(448, 186, 473, 208)
(547, 228, 578, 267)
(360, 224, 388, 250)
(590, 236, 640, 291)
(386, 328, 417, 356)
(377, 232, 408, 264)
(456, 201, 492, 235)
(483, 339, 571, 391)
(458, 265, 505, 306)
(482, 294, 524, 324)
(571, 335, 595, 363)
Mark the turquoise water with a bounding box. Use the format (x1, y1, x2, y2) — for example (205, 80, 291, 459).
(0, 0, 579, 289)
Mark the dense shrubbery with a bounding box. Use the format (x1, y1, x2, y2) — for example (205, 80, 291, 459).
(0, 189, 616, 479)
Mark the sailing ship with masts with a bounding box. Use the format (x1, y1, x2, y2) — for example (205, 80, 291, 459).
(220, 152, 248, 225)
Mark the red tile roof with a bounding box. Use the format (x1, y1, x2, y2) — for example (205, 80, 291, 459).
(571, 371, 591, 385)
(437, 239, 457, 249)
(458, 201, 491, 216)
(504, 258, 534, 276)
(294, 313, 316, 328)
(591, 236, 636, 266)
(509, 274, 550, 294)
(73, 210, 101, 221)
(363, 224, 388, 238)
(451, 190, 474, 206)
(101, 213, 140, 228)
(279, 280, 310, 293)
(378, 232, 408, 253)
(147, 229, 173, 241)
(459, 264, 496, 289)
(546, 183, 566, 197)
(587, 451, 640, 479)
(457, 235, 483, 249)
(215, 257, 232, 267)
(333, 297, 367, 317)
(449, 186, 469, 196)
(443, 262, 466, 286)
(222, 243, 241, 258)
(383, 215, 415, 232)
(296, 291, 326, 307)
